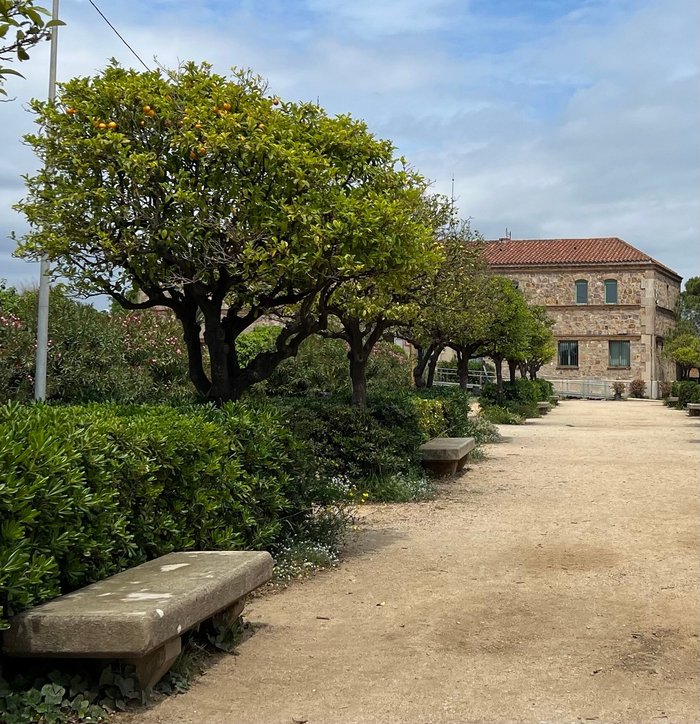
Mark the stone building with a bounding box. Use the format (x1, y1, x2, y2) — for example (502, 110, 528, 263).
(482, 237, 682, 398)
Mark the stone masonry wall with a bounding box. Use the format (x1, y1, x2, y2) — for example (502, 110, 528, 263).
(494, 263, 681, 396)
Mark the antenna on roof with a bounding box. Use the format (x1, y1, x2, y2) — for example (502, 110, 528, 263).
(505, 227, 512, 240)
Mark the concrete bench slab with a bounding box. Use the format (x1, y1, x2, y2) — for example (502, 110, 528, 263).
(420, 437, 476, 475)
(537, 401, 551, 414)
(667, 396, 679, 404)
(688, 403, 700, 416)
(2, 550, 272, 687)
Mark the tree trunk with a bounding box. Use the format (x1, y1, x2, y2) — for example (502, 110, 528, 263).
(493, 354, 504, 392)
(456, 352, 470, 390)
(412, 342, 437, 389)
(507, 360, 517, 384)
(177, 306, 211, 398)
(203, 313, 234, 404)
(426, 346, 442, 388)
(349, 347, 368, 407)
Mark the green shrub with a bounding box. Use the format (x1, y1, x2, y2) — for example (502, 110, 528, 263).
(0, 401, 337, 629)
(415, 386, 472, 437)
(235, 325, 280, 367)
(0, 287, 191, 404)
(480, 379, 543, 418)
(533, 378, 554, 401)
(480, 405, 525, 425)
(672, 380, 700, 407)
(460, 414, 503, 444)
(264, 336, 412, 398)
(660, 381, 672, 399)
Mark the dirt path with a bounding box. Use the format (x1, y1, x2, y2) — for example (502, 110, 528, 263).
(129, 400, 699, 724)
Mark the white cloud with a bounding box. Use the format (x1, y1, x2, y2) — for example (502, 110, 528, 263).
(1, 0, 698, 294)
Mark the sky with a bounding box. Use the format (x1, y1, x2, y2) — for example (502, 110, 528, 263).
(1, 0, 698, 297)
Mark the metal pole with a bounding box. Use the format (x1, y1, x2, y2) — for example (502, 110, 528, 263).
(34, 0, 60, 401)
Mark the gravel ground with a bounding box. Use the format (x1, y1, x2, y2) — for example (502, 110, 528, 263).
(125, 399, 699, 724)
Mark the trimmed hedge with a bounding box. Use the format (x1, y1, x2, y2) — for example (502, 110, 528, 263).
(0, 402, 327, 629)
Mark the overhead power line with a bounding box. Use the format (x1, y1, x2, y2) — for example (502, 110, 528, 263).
(87, 0, 151, 72)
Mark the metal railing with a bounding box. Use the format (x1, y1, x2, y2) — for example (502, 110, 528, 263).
(550, 379, 615, 399)
(433, 367, 493, 391)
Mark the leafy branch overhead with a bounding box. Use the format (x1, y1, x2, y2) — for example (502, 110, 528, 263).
(0, 1, 64, 96)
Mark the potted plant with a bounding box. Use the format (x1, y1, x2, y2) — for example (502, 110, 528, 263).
(611, 380, 626, 400)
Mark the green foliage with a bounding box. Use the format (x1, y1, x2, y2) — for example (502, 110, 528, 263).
(264, 336, 412, 398)
(480, 378, 546, 419)
(671, 380, 700, 407)
(235, 325, 280, 368)
(663, 321, 700, 379)
(414, 386, 472, 436)
(628, 378, 646, 398)
(0, 673, 104, 723)
(0, 286, 191, 404)
(0, 1, 64, 96)
(0, 401, 335, 629)
(678, 276, 700, 337)
(479, 406, 525, 425)
(14, 61, 433, 403)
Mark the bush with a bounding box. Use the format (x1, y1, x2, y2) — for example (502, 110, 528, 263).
(611, 380, 626, 398)
(262, 335, 412, 398)
(480, 378, 544, 418)
(272, 392, 424, 488)
(479, 405, 525, 425)
(672, 380, 700, 407)
(628, 378, 646, 398)
(0, 401, 339, 629)
(660, 381, 673, 399)
(414, 386, 472, 436)
(0, 287, 191, 404)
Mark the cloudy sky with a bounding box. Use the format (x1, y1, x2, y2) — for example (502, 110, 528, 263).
(1, 0, 698, 294)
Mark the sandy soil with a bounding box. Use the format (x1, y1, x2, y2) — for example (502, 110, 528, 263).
(126, 400, 699, 724)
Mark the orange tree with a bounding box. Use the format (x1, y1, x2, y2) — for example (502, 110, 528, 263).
(14, 62, 431, 403)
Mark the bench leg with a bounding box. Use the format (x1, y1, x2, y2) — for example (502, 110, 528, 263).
(456, 454, 469, 472)
(125, 636, 181, 689)
(213, 595, 246, 630)
(422, 460, 459, 476)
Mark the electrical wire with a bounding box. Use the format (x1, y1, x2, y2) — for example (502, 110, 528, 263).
(87, 0, 151, 72)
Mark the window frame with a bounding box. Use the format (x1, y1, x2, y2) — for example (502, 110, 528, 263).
(558, 340, 579, 368)
(575, 279, 588, 305)
(608, 340, 630, 368)
(604, 278, 618, 304)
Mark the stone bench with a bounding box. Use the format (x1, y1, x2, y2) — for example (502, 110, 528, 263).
(419, 437, 476, 475)
(537, 401, 551, 414)
(667, 396, 679, 404)
(2, 550, 272, 688)
(688, 403, 700, 416)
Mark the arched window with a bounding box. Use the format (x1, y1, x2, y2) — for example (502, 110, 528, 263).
(604, 279, 618, 304)
(575, 279, 588, 304)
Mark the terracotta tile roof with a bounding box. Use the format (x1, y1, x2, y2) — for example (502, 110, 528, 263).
(483, 237, 680, 277)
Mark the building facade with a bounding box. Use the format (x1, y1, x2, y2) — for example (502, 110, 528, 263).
(482, 237, 682, 398)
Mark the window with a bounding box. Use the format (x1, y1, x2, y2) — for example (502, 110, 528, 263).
(575, 279, 588, 304)
(558, 340, 579, 367)
(608, 340, 630, 368)
(604, 279, 618, 304)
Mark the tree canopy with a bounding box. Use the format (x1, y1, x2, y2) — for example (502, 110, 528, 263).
(14, 61, 434, 403)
